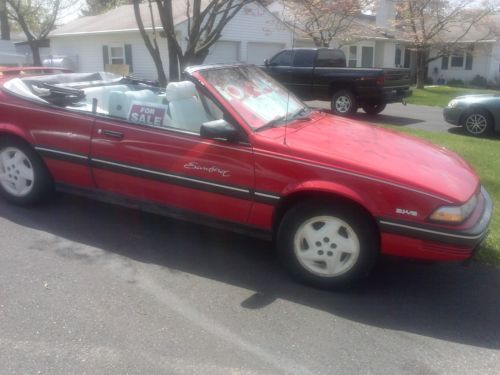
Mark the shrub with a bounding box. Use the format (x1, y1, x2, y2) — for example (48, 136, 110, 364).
(469, 75, 488, 88)
(447, 79, 465, 87)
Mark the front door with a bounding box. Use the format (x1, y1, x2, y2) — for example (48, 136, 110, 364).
(89, 88, 255, 225)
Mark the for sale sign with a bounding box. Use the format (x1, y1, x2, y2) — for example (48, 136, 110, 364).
(128, 102, 166, 127)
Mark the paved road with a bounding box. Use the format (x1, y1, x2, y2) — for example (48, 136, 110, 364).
(1, 194, 499, 374)
(306, 101, 455, 133)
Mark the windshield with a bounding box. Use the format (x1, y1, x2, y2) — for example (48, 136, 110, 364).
(198, 65, 305, 130)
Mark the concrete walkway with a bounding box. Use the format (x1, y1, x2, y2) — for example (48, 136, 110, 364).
(305, 101, 455, 133)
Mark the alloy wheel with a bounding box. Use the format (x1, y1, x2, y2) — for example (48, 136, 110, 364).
(0, 147, 35, 197)
(293, 215, 360, 277)
(465, 113, 488, 135)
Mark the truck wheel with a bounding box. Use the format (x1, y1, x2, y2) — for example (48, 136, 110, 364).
(331, 90, 357, 116)
(277, 200, 378, 288)
(362, 103, 386, 115)
(0, 137, 53, 205)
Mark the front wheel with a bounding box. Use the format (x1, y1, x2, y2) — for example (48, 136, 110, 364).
(0, 137, 53, 205)
(463, 110, 493, 136)
(277, 201, 379, 288)
(331, 90, 357, 116)
(362, 103, 386, 115)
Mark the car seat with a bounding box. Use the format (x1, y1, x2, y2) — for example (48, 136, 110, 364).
(165, 81, 210, 133)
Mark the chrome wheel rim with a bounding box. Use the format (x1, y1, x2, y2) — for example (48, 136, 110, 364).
(335, 96, 351, 113)
(294, 216, 360, 277)
(0, 147, 35, 197)
(465, 114, 488, 135)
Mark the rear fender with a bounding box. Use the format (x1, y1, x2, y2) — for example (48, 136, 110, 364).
(0, 123, 33, 144)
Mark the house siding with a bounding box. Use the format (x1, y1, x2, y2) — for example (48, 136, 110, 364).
(51, 32, 169, 80)
(427, 43, 495, 84)
(50, 2, 293, 80)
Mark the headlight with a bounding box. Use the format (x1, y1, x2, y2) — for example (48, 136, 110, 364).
(447, 99, 459, 108)
(429, 193, 478, 224)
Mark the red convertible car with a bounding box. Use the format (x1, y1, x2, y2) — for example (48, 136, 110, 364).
(0, 65, 492, 288)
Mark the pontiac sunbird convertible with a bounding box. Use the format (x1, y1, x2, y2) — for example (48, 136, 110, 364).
(0, 65, 492, 288)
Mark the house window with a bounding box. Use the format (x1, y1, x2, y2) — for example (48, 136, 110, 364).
(348, 46, 357, 67)
(465, 53, 473, 70)
(441, 56, 449, 70)
(103, 44, 133, 72)
(395, 44, 402, 67)
(450, 54, 464, 68)
(110, 45, 125, 65)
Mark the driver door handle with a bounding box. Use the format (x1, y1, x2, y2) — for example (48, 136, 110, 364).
(98, 129, 124, 139)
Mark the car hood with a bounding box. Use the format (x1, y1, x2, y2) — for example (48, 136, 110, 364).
(263, 113, 478, 203)
(454, 94, 500, 104)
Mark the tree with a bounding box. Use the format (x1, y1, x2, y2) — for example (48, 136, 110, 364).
(394, 0, 498, 88)
(134, 0, 255, 82)
(7, 0, 72, 65)
(0, 0, 9, 39)
(81, 0, 128, 17)
(133, 0, 167, 85)
(282, 0, 370, 47)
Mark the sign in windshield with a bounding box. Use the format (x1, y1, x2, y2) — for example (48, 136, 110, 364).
(199, 66, 303, 129)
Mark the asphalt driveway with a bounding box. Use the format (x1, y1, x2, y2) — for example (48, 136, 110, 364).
(1, 194, 499, 374)
(306, 101, 455, 133)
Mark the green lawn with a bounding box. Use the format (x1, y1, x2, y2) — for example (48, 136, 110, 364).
(379, 125, 500, 266)
(406, 86, 499, 108)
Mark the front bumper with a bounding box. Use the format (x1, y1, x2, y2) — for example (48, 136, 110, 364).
(443, 106, 462, 125)
(379, 186, 492, 260)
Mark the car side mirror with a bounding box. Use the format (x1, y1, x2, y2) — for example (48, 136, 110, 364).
(264, 59, 270, 66)
(200, 119, 241, 142)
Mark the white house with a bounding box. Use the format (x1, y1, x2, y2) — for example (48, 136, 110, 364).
(49, 1, 294, 80)
(267, 0, 414, 71)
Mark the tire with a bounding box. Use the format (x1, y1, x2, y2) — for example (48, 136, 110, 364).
(462, 110, 493, 137)
(331, 90, 357, 116)
(0, 136, 53, 205)
(362, 103, 386, 115)
(277, 200, 379, 288)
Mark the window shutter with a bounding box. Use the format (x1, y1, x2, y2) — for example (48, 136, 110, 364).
(102, 45, 109, 69)
(441, 56, 448, 70)
(125, 44, 133, 73)
(465, 53, 473, 70)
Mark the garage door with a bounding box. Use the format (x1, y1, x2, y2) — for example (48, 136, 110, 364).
(204, 41, 240, 64)
(247, 42, 286, 65)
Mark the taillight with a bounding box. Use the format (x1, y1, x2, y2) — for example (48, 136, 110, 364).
(376, 76, 385, 86)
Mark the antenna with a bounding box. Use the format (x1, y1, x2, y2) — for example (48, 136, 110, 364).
(283, 6, 297, 146)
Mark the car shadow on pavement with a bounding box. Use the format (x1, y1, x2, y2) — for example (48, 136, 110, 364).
(2, 194, 499, 350)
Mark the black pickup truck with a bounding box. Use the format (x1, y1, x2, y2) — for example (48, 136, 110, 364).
(262, 48, 412, 116)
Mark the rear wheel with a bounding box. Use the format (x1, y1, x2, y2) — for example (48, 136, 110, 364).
(362, 103, 386, 115)
(463, 110, 493, 136)
(277, 200, 379, 288)
(0, 137, 53, 205)
(331, 90, 357, 116)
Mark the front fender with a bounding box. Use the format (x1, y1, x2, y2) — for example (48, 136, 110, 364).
(281, 180, 375, 214)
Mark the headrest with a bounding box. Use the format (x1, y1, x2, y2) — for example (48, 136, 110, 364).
(166, 81, 198, 101)
(125, 89, 156, 101)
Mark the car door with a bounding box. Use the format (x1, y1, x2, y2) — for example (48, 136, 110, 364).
(264, 50, 294, 89)
(89, 86, 255, 225)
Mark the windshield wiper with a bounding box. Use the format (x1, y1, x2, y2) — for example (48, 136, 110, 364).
(289, 106, 312, 121)
(255, 115, 288, 132)
(255, 106, 312, 133)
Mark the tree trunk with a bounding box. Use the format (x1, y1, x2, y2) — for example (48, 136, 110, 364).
(0, 0, 10, 40)
(167, 34, 179, 81)
(31, 42, 42, 66)
(415, 49, 428, 89)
